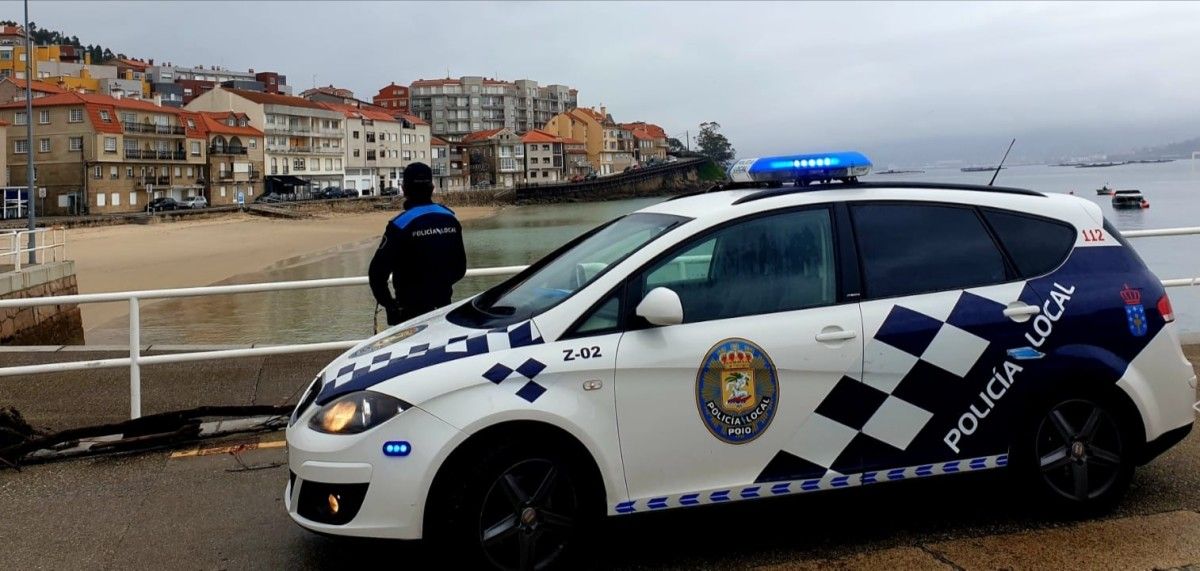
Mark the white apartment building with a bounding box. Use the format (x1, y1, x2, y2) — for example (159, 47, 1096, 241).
(186, 87, 345, 192)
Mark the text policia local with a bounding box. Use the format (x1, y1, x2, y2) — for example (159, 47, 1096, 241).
(944, 283, 1076, 454)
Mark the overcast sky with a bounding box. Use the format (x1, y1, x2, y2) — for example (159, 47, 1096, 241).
(17, 1, 1200, 164)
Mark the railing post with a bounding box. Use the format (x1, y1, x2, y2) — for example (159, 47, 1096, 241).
(129, 296, 141, 419)
(13, 231, 21, 271)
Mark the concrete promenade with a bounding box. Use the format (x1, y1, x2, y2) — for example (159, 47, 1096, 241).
(0, 346, 1197, 569)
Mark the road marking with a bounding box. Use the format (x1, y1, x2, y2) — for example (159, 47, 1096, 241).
(170, 439, 286, 459)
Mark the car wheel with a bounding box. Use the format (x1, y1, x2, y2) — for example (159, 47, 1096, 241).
(1014, 394, 1135, 514)
(434, 442, 588, 570)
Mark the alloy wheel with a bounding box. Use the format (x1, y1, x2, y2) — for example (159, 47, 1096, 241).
(479, 458, 577, 571)
(1035, 399, 1124, 502)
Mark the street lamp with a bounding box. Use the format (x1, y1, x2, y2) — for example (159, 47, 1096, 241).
(23, 0, 35, 264)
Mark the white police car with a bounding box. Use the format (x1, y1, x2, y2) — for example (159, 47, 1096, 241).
(286, 151, 1196, 569)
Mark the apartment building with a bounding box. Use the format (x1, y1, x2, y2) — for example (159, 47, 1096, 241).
(543, 107, 633, 175)
(621, 122, 669, 163)
(461, 127, 524, 188)
(373, 83, 409, 114)
(301, 85, 355, 101)
(520, 129, 564, 184)
(563, 138, 589, 179)
(186, 87, 345, 193)
(430, 136, 467, 192)
(0, 92, 207, 215)
(408, 76, 578, 140)
(185, 110, 265, 205)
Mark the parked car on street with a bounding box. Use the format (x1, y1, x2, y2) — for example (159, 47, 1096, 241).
(255, 193, 286, 204)
(286, 149, 1195, 569)
(146, 197, 182, 213)
(318, 187, 350, 200)
(584, 171, 598, 181)
(381, 187, 401, 196)
(181, 196, 208, 209)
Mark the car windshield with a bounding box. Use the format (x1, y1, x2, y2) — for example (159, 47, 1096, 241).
(469, 212, 688, 322)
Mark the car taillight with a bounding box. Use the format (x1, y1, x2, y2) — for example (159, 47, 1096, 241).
(1158, 294, 1175, 323)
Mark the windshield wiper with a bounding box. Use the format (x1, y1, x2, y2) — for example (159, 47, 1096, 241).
(471, 296, 517, 317)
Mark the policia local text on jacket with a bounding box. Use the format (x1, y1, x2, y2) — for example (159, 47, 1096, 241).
(368, 163, 467, 325)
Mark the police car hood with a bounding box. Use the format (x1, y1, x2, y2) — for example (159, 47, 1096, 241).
(312, 307, 544, 405)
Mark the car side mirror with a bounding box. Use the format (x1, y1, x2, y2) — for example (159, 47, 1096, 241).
(636, 287, 683, 326)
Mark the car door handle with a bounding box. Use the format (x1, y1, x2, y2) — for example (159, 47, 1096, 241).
(815, 329, 858, 343)
(1003, 303, 1041, 320)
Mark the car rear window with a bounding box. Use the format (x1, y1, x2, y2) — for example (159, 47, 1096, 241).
(981, 208, 1076, 278)
(851, 203, 1009, 299)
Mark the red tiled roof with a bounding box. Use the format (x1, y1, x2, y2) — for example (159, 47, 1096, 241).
(620, 121, 668, 140)
(520, 129, 562, 144)
(392, 111, 428, 126)
(461, 128, 506, 143)
(3, 77, 68, 94)
(569, 107, 605, 123)
(430, 136, 449, 146)
(188, 111, 264, 137)
(118, 58, 150, 72)
(561, 137, 585, 146)
(0, 92, 203, 137)
(0, 119, 9, 126)
(225, 88, 329, 110)
(316, 101, 397, 123)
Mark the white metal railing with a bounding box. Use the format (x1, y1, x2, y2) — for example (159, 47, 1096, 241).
(1, 225, 1200, 420)
(0, 227, 67, 271)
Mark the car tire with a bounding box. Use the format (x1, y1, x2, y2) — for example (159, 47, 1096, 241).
(1011, 388, 1137, 516)
(431, 440, 592, 570)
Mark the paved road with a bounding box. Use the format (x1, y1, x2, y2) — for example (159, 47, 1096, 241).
(1, 347, 1197, 569)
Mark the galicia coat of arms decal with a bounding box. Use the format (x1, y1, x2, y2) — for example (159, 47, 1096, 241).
(696, 338, 779, 444)
(1121, 284, 1147, 337)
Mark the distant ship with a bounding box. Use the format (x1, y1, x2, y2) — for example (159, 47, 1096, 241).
(874, 169, 925, 175)
(1076, 161, 1124, 168)
(1127, 159, 1175, 164)
(960, 166, 1005, 172)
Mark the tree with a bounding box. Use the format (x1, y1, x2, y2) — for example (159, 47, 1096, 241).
(696, 121, 736, 167)
(667, 137, 685, 154)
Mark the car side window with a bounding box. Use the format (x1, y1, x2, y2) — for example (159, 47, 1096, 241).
(981, 208, 1075, 278)
(573, 293, 621, 336)
(851, 202, 1009, 299)
(635, 208, 837, 324)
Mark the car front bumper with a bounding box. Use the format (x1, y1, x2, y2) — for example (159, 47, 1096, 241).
(285, 405, 462, 540)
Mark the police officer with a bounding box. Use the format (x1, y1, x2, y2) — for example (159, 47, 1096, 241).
(368, 162, 466, 326)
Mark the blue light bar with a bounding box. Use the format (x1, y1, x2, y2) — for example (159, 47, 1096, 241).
(383, 441, 411, 457)
(728, 151, 872, 184)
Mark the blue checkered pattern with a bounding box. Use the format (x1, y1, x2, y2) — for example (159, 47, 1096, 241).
(778, 290, 1009, 478)
(481, 357, 549, 403)
(613, 454, 1008, 514)
(315, 320, 544, 404)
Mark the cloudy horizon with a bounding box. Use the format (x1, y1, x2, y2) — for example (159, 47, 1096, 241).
(14, 1, 1200, 165)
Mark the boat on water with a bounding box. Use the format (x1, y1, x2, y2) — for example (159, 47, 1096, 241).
(874, 169, 926, 175)
(960, 166, 1004, 172)
(1111, 189, 1149, 209)
(1077, 161, 1125, 168)
(1128, 158, 1175, 164)
(1096, 184, 1115, 195)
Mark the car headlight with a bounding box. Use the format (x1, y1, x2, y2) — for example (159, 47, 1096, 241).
(308, 391, 411, 434)
(349, 324, 427, 358)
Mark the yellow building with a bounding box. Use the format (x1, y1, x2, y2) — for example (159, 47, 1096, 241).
(0, 44, 65, 80)
(543, 107, 634, 175)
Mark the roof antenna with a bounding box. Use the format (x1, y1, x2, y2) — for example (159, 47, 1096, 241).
(988, 138, 1016, 186)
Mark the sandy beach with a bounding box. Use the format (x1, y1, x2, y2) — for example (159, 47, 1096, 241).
(66, 206, 498, 332)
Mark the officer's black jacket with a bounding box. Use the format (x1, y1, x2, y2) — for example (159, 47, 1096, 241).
(367, 201, 466, 312)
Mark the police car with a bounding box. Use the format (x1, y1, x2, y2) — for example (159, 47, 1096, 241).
(285, 151, 1196, 569)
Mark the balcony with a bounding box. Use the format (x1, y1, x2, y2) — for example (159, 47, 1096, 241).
(124, 149, 187, 161)
(249, 169, 261, 180)
(265, 125, 315, 136)
(209, 146, 248, 155)
(218, 171, 234, 180)
(124, 123, 186, 136)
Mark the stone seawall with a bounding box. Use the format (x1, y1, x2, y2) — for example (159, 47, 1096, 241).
(0, 261, 84, 346)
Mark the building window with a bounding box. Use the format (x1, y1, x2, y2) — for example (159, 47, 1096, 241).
(126, 167, 134, 178)
(186, 167, 193, 177)
(104, 137, 117, 153)
(37, 110, 49, 124)
(94, 166, 102, 179)
(403, 150, 411, 160)
(325, 158, 332, 170)
(191, 141, 201, 155)
(38, 138, 49, 153)
(353, 149, 360, 157)
(420, 151, 426, 159)
(335, 158, 342, 170)
(110, 166, 118, 179)
(97, 192, 106, 207)
(69, 137, 83, 151)
(111, 193, 120, 206)
(121, 112, 136, 124)
(353, 131, 359, 139)
(174, 167, 181, 177)
(529, 171, 537, 178)
(249, 139, 256, 149)
(129, 192, 137, 205)
(68, 108, 84, 123)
